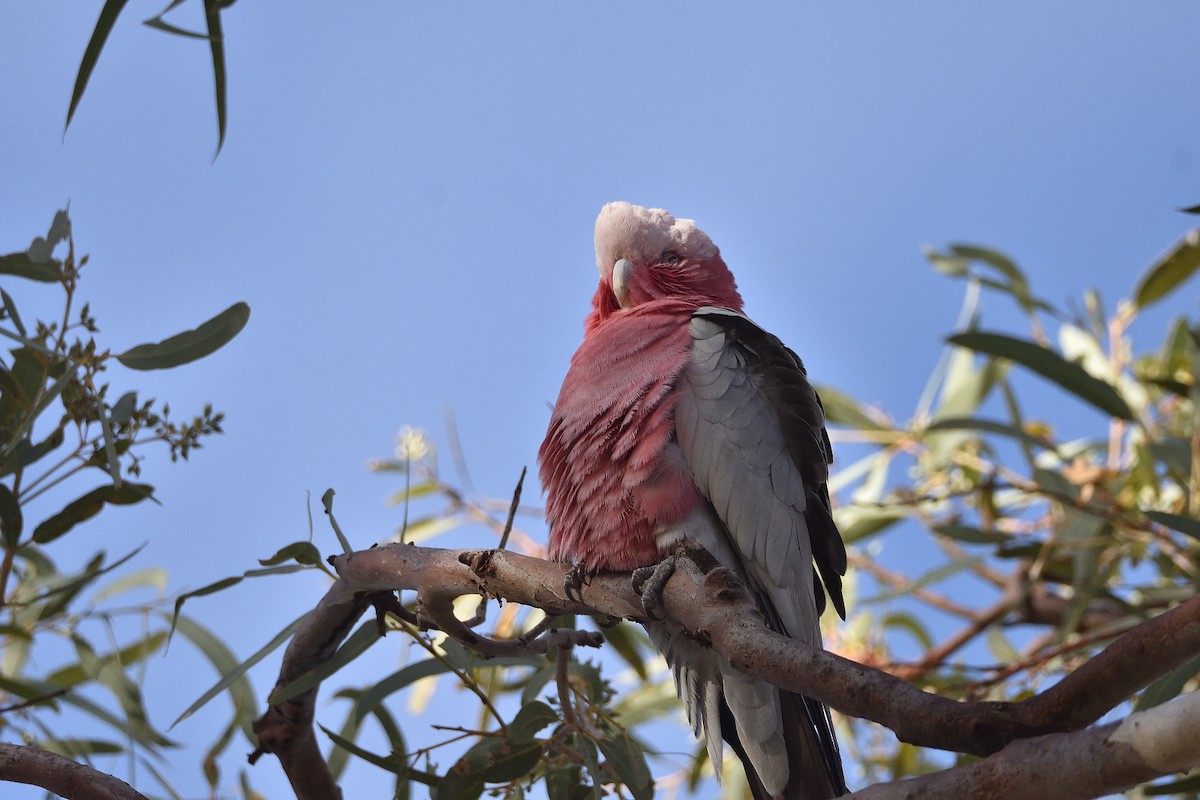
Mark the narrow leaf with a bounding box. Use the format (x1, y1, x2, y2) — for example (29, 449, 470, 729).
(203, 0, 228, 154)
(596, 734, 654, 800)
(1136, 655, 1200, 711)
(268, 621, 380, 705)
(1, 289, 26, 336)
(1145, 510, 1200, 541)
(0, 483, 22, 547)
(947, 331, 1134, 420)
(927, 416, 1059, 454)
(0, 253, 61, 282)
(169, 615, 258, 741)
(1133, 229, 1200, 310)
(321, 489, 353, 554)
(117, 302, 249, 370)
(321, 725, 409, 775)
(933, 523, 1008, 545)
(352, 658, 454, 725)
(31, 483, 154, 544)
(67, 0, 132, 131)
(173, 613, 305, 728)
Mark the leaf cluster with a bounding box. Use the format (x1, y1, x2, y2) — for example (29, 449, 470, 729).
(0, 210, 250, 796)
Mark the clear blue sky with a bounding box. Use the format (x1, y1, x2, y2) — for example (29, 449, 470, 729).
(2, 3, 1198, 798)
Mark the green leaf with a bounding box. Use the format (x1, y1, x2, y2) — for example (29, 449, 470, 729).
(481, 739, 543, 782)
(946, 331, 1134, 421)
(173, 612, 306, 728)
(258, 541, 323, 567)
(986, 627, 1021, 665)
(508, 700, 557, 742)
(601, 622, 648, 680)
(321, 489, 353, 555)
(932, 523, 1008, 545)
(203, 0, 228, 154)
(881, 612, 934, 651)
(45, 632, 168, 687)
(40, 738, 125, 757)
(437, 741, 488, 800)
(1133, 229, 1200, 310)
(10, 427, 67, 474)
(31, 483, 154, 544)
(0, 482, 22, 547)
(833, 506, 908, 544)
(143, 1, 210, 39)
(947, 244, 1038, 313)
(169, 614, 258, 742)
(321, 725, 414, 776)
(269, 621, 381, 705)
(117, 302, 249, 370)
(866, 556, 984, 604)
(90, 566, 169, 604)
(812, 384, 884, 430)
(1135, 655, 1200, 711)
(596, 733, 654, 800)
(1144, 772, 1200, 796)
(67, 0, 132, 132)
(1, 288, 26, 336)
(0, 253, 61, 282)
(171, 577, 243, 634)
(1145, 510, 1200, 541)
(352, 658, 455, 725)
(926, 416, 1059, 454)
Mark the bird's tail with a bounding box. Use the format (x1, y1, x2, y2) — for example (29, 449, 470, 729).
(720, 682, 845, 800)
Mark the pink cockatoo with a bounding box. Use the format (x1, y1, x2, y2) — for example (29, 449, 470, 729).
(539, 202, 848, 799)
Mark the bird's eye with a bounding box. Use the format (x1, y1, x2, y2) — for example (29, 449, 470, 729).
(658, 250, 680, 265)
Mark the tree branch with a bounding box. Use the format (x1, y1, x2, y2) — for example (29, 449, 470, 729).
(845, 691, 1200, 799)
(250, 544, 1200, 797)
(0, 743, 150, 800)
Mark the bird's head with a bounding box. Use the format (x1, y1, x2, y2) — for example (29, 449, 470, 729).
(589, 201, 743, 320)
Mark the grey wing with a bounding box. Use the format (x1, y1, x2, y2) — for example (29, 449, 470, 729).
(676, 307, 845, 637)
(671, 306, 847, 798)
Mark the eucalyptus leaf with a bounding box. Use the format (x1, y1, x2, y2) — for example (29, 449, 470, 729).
(947, 331, 1134, 421)
(32, 483, 154, 544)
(0, 482, 22, 547)
(0, 252, 61, 282)
(596, 733, 654, 800)
(1133, 229, 1200, 310)
(67, 0, 131, 132)
(117, 302, 249, 370)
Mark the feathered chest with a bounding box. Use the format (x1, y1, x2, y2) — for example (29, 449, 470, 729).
(539, 303, 704, 570)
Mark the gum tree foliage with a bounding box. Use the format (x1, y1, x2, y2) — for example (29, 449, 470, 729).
(198, 226, 1199, 800)
(0, 211, 248, 795)
(40, 11, 1200, 797)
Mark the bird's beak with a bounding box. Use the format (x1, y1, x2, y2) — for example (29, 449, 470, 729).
(612, 258, 634, 309)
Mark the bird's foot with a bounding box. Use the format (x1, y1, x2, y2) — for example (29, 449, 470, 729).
(632, 557, 677, 622)
(563, 562, 591, 604)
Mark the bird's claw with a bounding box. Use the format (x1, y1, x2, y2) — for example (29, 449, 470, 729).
(632, 556, 677, 622)
(563, 562, 591, 604)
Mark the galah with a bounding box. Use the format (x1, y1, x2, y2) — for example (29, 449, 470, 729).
(539, 202, 848, 800)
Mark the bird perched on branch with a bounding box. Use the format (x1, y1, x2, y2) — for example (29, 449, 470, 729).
(539, 202, 848, 799)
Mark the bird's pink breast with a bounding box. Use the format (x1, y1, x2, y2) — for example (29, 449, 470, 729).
(540, 300, 702, 571)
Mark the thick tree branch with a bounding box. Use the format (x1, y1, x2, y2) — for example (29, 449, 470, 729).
(251, 544, 1200, 797)
(845, 691, 1200, 799)
(0, 743, 149, 800)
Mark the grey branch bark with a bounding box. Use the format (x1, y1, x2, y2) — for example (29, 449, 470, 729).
(250, 544, 1200, 800)
(0, 743, 150, 800)
(845, 691, 1200, 800)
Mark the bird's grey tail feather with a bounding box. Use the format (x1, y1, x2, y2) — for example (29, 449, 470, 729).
(722, 689, 846, 800)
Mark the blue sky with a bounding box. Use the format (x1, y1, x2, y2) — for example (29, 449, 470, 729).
(3, 3, 1199, 798)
